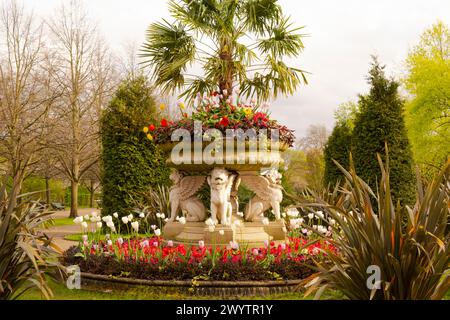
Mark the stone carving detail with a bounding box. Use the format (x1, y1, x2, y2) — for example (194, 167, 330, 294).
(241, 169, 283, 222)
(207, 168, 237, 226)
(169, 169, 206, 222)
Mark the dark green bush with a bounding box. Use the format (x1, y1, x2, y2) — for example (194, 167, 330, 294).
(100, 76, 170, 219)
(324, 123, 352, 187)
(352, 58, 416, 205)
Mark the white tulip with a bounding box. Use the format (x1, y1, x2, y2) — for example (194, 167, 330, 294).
(156, 213, 162, 218)
(219, 230, 225, 236)
(96, 222, 102, 229)
(308, 213, 314, 219)
(151, 224, 157, 230)
(316, 211, 324, 219)
(164, 218, 169, 223)
(230, 241, 239, 250)
(113, 212, 119, 218)
(154, 229, 161, 236)
(329, 219, 336, 226)
(107, 240, 113, 246)
(102, 215, 112, 223)
(178, 217, 186, 225)
(131, 221, 139, 232)
(84, 214, 90, 221)
(121, 217, 129, 224)
(117, 238, 124, 245)
(127, 214, 133, 221)
(160, 213, 166, 219)
(198, 240, 205, 248)
(208, 225, 215, 232)
(81, 221, 88, 230)
(302, 228, 308, 234)
(73, 216, 83, 224)
(139, 212, 145, 218)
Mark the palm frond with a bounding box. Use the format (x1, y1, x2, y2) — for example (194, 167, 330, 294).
(257, 16, 305, 57)
(140, 20, 196, 94)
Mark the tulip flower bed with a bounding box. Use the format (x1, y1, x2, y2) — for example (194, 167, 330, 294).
(62, 237, 337, 281)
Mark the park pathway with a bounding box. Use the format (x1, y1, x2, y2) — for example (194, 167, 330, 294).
(45, 208, 99, 252)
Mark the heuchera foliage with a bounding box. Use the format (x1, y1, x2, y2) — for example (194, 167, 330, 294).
(101, 76, 170, 219)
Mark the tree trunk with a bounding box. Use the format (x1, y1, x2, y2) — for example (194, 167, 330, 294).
(69, 180, 79, 218)
(89, 179, 95, 208)
(45, 176, 51, 205)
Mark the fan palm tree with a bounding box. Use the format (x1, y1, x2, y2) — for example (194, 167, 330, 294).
(140, 0, 307, 103)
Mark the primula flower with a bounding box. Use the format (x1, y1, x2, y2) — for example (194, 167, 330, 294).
(147, 134, 153, 141)
(159, 103, 166, 111)
(149, 124, 156, 131)
(178, 102, 185, 109)
(243, 107, 253, 117)
(143, 126, 149, 133)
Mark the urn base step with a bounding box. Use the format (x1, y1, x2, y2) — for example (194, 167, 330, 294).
(163, 220, 287, 248)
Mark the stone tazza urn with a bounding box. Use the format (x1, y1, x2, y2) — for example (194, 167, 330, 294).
(161, 136, 289, 248)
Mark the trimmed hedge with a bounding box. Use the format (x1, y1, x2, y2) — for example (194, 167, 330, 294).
(352, 59, 416, 205)
(324, 123, 352, 187)
(100, 76, 169, 219)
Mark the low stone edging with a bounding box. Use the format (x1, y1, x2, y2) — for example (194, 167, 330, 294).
(80, 272, 305, 297)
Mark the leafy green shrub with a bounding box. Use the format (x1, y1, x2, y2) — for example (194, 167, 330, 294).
(100, 76, 170, 220)
(352, 58, 416, 205)
(303, 156, 450, 300)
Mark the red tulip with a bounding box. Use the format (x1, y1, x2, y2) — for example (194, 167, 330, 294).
(160, 119, 168, 127)
(219, 116, 229, 127)
(149, 124, 156, 131)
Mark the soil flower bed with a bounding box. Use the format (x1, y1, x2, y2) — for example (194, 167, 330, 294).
(62, 237, 337, 281)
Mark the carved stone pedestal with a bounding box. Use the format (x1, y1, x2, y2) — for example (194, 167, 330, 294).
(163, 220, 287, 248)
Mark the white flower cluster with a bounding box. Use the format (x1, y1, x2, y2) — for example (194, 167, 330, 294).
(289, 217, 304, 229)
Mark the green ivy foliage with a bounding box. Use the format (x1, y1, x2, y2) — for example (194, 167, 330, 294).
(100, 76, 170, 219)
(324, 123, 353, 187)
(352, 58, 416, 205)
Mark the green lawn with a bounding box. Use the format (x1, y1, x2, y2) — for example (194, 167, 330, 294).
(19, 278, 345, 300)
(51, 217, 75, 227)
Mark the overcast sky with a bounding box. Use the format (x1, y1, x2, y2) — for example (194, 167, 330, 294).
(20, 0, 450, 137)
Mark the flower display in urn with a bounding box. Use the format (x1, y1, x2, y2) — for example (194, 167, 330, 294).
(140, 0, 306, 247)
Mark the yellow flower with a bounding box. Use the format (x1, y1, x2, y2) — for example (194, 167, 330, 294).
(178, 102, 185, 110)
(143, 126, 149, 133)
(159, 103, 166, 111)
(243, 107, 253, 117)
(147, 134, 153, 141)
